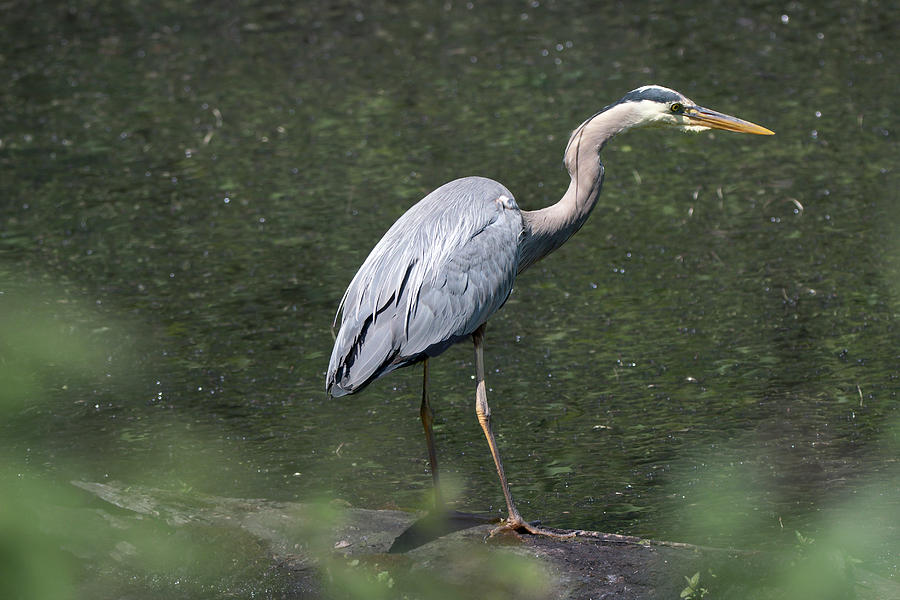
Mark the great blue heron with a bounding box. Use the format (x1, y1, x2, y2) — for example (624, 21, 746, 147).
(326, 85, 773, 537)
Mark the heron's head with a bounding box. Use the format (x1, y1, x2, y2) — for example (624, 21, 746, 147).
(564, 84, 773, 171)
(616, 85, 774, 135)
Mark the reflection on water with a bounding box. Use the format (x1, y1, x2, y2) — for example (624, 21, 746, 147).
(1, 0, 897, 588)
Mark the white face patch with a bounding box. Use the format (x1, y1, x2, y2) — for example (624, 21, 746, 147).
(631, 99, 682, 125)
(628, 97, 707, 132)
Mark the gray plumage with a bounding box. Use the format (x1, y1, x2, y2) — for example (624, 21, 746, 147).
(327, 177, 522, 396)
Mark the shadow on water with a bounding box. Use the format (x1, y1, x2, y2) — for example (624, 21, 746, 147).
(1, 0, 898, 597)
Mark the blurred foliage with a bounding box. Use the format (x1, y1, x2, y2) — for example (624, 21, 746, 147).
(0, 288, 554, 598)
(680, 571, 709, 599)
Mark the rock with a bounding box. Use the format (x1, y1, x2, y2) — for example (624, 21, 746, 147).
(65, 481, 898, 600)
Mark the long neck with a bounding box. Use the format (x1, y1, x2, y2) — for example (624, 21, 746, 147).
(518, 101, 643, 272)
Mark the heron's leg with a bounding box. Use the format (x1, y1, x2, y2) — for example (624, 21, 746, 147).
(472, 326, 520, 521)
(420, 358, 443, 509)
(473, 325, 574, 539)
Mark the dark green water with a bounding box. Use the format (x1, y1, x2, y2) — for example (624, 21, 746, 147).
(2, 0, 898, 591)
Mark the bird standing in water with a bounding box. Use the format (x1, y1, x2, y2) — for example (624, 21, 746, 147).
(326, 85, 773, 538)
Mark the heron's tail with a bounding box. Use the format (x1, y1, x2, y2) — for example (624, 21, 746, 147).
(326, 309, 403, 398)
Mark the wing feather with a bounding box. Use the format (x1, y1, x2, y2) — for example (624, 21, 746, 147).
(327, 177, 521, 396)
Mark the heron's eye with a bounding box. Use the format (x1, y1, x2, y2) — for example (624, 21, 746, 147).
(670, 102, 684, 113)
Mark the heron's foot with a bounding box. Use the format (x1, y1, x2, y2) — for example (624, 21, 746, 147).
(489, 516, 575, 540)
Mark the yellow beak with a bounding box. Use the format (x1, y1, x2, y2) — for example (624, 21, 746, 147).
(686, 106, 775, 135)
